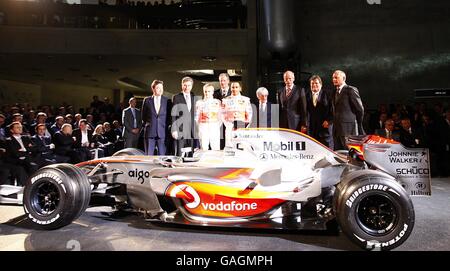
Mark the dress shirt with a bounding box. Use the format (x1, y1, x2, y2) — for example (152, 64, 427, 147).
(13, 135, 26, 151)
(81, 130, 89, 146)
(184, 93, 191, 112)
(154, 96, 161, 114)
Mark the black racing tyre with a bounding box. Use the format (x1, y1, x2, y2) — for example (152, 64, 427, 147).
(334, 176, 415, 251)
(112, 148, 145, 157)
(23, 164, 91, 230)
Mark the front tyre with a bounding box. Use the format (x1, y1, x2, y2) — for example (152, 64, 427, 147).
(336, 177, 415, 250)
(23, 164, 91, 230)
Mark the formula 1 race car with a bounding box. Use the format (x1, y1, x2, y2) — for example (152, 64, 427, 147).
(18, 128, 431, 250)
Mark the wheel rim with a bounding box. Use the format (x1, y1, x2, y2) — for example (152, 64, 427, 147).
(356, 193, 398, 235)
(31, 181, 61, 216)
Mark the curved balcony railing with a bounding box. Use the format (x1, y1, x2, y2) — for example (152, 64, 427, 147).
(0, 0, 247, 30)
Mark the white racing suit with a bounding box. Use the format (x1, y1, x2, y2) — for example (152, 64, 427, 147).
(222, 95, 253, 148)
(195, 98, 222, 150)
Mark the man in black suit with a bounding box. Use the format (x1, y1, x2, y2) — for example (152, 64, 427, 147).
(331, 70, 365, 150)
(399, 117, 423, 148)
(255, 87, 272, 128)
(213, 73, 231, 149)
(53, 123, 80, 163)
(213, 73, 231, 101)
(141, 80, 172, 155)
(4, 122, 41, 176)
(72, 119, 94, 161)
(171, 76, 198, 156)
(277, 70, 307, 133)
(375, 119, 400, 141)
(306, 75, 333, 147)
(122, 97, 142, 148)
(32, 124, 69, 163)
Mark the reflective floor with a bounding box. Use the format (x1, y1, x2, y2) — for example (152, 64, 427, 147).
(1, 177, 449, 251)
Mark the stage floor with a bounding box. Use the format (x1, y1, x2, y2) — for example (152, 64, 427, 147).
(1, 177, 449, 251)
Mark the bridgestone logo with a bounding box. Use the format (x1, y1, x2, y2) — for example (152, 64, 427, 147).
(31, 173, 66, 194)
(201, 201, 257, 211)
(346, 184, 388, 208)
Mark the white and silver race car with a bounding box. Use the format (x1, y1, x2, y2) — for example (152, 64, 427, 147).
(1, 128, 431, 250)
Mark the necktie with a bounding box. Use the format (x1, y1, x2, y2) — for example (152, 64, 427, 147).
(185, 94, 191, 112)
(131, 108, 137, 128)
(286, 88, 292, 97)
(387, 131, 391, 139)
(313, 92, 318, 107)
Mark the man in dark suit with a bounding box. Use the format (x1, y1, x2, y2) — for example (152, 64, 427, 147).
(255, 87, 272, 128)
(306, 75, 333, 147)
(331, 70, 365, 150)
(171, 76, 198, 156)
(72, 119, 94, 161)
(213, 73, 231, 101)
(213, 73, 231, 149)
(399, 117, 423, 148)
(122, 97, 142, 148)
(277, 70, 307, 133)
(4, 122, 41, 176)
(375, 119, 400, 141)
(142, 80, 172, 156)
(53, 123, 81, 163)
(32, 124, 70, 163)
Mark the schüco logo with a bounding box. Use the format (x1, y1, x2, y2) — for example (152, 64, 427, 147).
(128, 169, 150, 184)
(263, 141, 305, 152)
(170, 184, 258, 211)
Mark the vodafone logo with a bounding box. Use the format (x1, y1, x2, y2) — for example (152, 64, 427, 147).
(170, 184, 259, 212)
(170, 184, 201, 209)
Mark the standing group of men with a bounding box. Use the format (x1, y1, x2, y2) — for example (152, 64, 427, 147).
(275, 70, 364, 150)
(120, 69, 365, 156)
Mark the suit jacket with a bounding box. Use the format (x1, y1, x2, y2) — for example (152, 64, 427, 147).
(332, 84, 365, 135)
(277, 85, 307, 130)
(399, 128, 422, 148)
(375, 129, 400, 142)
(306, 89, 333, 139)
(213, 88, 231, 101)
(122, 107, 142, 139)
(72, 128, 94, 148)
(53, 131, 75, 156)
(5, 135, 37, 164)
(141, 95, 172, 139)
(171, 92, 197, 139)
(256, 102, 272, 128)
(31, 135, 53, 154)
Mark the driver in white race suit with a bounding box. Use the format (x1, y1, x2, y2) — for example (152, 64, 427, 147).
(222, 82, 252, 148)
(195, 83, 223, 150)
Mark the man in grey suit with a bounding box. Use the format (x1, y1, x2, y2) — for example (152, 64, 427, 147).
(331, 70, 365, 150)
(277, 70, 307, 133)
(122, 97, 142, 148)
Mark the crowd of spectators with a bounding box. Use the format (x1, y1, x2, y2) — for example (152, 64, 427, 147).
(0, 96, 126, 186)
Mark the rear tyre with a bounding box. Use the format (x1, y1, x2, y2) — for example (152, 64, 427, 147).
(23, 164, 91, 230)
(112, 148, 145, 157)
(335, 176, 414, 250)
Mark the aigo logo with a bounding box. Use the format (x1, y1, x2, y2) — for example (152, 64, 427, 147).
(170, 184, 201, 209)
